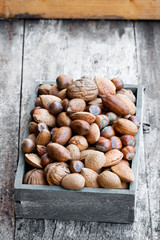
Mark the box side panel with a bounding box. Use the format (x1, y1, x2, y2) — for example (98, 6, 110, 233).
(15, 192, 135, 223)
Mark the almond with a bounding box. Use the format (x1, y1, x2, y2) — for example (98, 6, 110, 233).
(25, 153, 42, 168)
(80, 149, 97, 160)
(86, 123, 100, 144)
(47, 143, 71, 162)
(98, 170, 122, 189)
(36, 129, 51, 146)
(66, 144, 80, 160)
(101, 94, 129, 116)
(67, 98, 86, 114)
(49, 83, 60, 96)
(85, 151, 106, 171)
(33, 108, 56, 127)
(71, 120, 90, 135)
(81, 168, 99, 188)
(94, 76, 116, 95)
(52, 126, 72, 145)
(111, 162, 135, 182)
(70, 112, 96, 124)
(40, 95, 62, 110)
(61, 173, 85, 190)
(69, 136, 88, 151)
(116, 93, 136, 115)
(104, 149, 123, 167)
(114, 118, 138, 136)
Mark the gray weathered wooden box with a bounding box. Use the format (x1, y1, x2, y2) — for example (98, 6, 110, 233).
(14, 83, 143, 223)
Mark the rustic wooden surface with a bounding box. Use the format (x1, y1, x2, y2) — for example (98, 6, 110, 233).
(0, 0, 160, 20)
(0, 20, 159, 239)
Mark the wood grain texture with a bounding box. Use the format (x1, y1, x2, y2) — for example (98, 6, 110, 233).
(0, 21, 24, 239)
(0, 0, 160, 20)
(14, 20, 150, 239)
(135, 21, 160, 240)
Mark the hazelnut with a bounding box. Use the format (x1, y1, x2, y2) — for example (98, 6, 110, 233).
(69, 160, 84, 173)
(36, 129, 51, 146)
(120, 135, 136, 147)
(27, 134, 36, 143)
(41, 153, 53, 167)
(57, 89, 67, 100)
(47, 143, 72, 162)
(28, 122, 37, 134)
(86, 105, 101, 116)
(62, 98, 70, 111)
(95, 115, 110, 129)
(50, 127, 59, 136)
(49, 83, 60, 96)
(101, 126, 115, 138)
(110, 136, 122, 150)
(128, 115, 141, 129)
(121, 146, 136, 160)
(38, 84, 52, 95)
(106, 112, 118, 124)
(95, 137, 112, 152)
(111, 78, 124, 90)
(22, 139, 35, 153)
(56, 75, 74, 90)
(52, 126, 72, 145)
(57, 112, 71, 127)
(35, 122, 49, 135)
(71, 120, 90, 135)
(49, 101, 63, 115)
(24, 169, 47, 185)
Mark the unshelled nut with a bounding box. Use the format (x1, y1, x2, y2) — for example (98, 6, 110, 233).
(69, 160, 84, 173)
(121, 146, 136, 160)
(36, 129, 51, 146)
(97, 170, 122, 189)
(57, 112, 71, 127)
(81, 168, 99, 188)
(96, 137, 112, 152)
(57, 89, 67, 100)
(49, 83, 60, 96)
(69, 135, 88, 151)
(49, 101, 63, 115)
(111, 78, 124, 90)
(25, 153, 42, 168)
(56, 75, 74, 90)
(101, 126, 115, 138)
(95, 115, 110, 130)
(85, 151, 106, 171)
(106, 112, 118, 124)
(86, 123, 100, 144)
(66, 144, 80, 160)
(120, 135, 136, 147)
(61, 173, 85, 190)
(71, 120, 90, 135)
(22, 139, 35, 153)
(38, 84, 52, 95)
(111, 162, 135, 182)
(86, 105, 101, 116)
(67, 98, 86, 114)
(24, 169, 47, 185)
(35, 122, 49, 135)
(28, 121, 38, 134)
(52, 126, 72, 145)
(114, 118, 138, 136)
(33, 108, 56, 127)
(40, 95, 61, 110)
(94, 76, 116, 95)
(110, 136, 122, 150)
(37, 145, 47, 157)
(128, 115, 141, 129)
(104, 149, 123, 167)
(70, 112, 96, 124)
(44, 162, 70, 185)
(47, 143, 72, 162)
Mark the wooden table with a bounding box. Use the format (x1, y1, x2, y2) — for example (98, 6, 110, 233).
(0, 19, 159, 240)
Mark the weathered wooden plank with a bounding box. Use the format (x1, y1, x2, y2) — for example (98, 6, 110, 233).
(14, 20, 150, 239)
(135, 21, 160, 240)
(0, 0, 160, 20)
(0, 21, 24, 239)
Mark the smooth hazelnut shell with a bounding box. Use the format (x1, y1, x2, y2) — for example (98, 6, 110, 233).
(41, 153, 53, 167)
(30, 107, 41, 118)
(96, 137, 112, 152)
(28, 122, 37, 134)
(120, 135, 136, 147)
(22, 139, 35, 153)
(86, 105, 101, 116)
(111, 78, 124, 90)
(56, 75, 74, 90)
(106, 112, 118, 124)
(101, 126, 115, 138)
(49, 101, 63, 115)
(69, 160, 84, 173)
(62, 98, 70, 111)
(121, 146, 136, 160)
(35, 97, 43, 107)
(49, 84, 60, 96)
(35, 122, 49, 135)
(110, 136, 122, 150)
(128, 115, 141, 129)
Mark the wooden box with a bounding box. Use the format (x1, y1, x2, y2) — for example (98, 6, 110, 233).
(14, 83, 143, 223)
(0, 0, 160, 20)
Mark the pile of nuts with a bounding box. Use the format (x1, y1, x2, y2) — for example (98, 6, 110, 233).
(22, 75, 140, 190)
